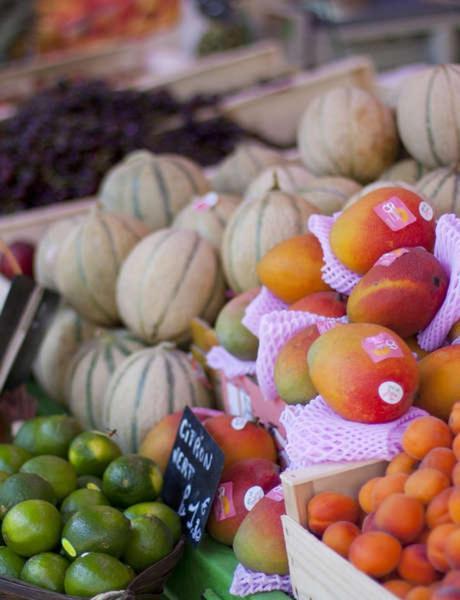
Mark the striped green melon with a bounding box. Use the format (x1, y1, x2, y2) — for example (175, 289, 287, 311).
(34, 217, 82, 291)
(244, 162, 316, 202)
(172, 192, 241, 250)
(397, 65, 460, 169)
(117, 228, 225, 343)
(222, 189, 317, 292)
(103, 345, 213, 452)
(99, 151, 210, 231)
(211, 143, 283, 195)
(32, 305, 96, 403)
(56, 207, 149, 326)
(298, 176, 362, 215)
(379, 159, 428, 185)
(66, 329, 147, 429)
(416, 166, 460, 217)
(298, 86, 399, 183)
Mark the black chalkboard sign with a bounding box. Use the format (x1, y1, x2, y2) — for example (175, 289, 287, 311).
(162, 407, 224, 546)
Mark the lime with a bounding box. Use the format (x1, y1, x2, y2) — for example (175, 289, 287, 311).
(20, 552, 69, 592)
(0, 473, 56, 517)
(124, 502, 181, 543)
(77, 475, 103, 491)
(14, 415, 81, 458)
(20, 455, 77, 502)
(102, 455, 163, 508)
(61, 489, 110, 523)
(64, 552, 134, 597)
(123, 516, 173, 572)
(0, 546, 25, 578)
(0, 472, 9, 485)
(0, 445, 32, 474)
(68, 431, 121, 476)
(61, 505, 130, 559)
(2, 500, 61, 557)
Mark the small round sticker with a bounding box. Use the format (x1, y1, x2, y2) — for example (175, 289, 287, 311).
(419, 201, 434, 221)
(378, 381, 404, 405)
(231, 417, 248, 431)
(244, 486, 265, 511)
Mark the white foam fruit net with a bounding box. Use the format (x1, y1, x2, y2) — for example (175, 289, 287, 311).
(308, 213, 361, 295)
(230, 564, 292, 597)
(280, 397, 428, 469)
(242, 286, 287, 337)
(206, 346, 256, 378)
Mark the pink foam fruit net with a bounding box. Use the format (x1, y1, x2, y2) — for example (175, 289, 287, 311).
(206, 346, 256, 378)
(242, 286, 287, 337)
(280, 396, 427, 470)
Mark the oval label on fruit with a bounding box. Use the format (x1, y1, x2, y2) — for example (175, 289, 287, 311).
(375, 247, 409, 267)
(378, 381, 404, 404)
(193, 192, 219, 212)
(373, 197, 417, 231)
(231, 417, 248, 431)
(62, 538, 77, 558)
(244, 486, 265, 511)
(213, 481, 236, 521)
(419, 201, 434, 221)
(362, 333, 404, 363)
(266, 485, 284, 502)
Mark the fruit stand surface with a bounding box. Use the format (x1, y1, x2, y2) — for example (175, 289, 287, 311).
(164, 536, 290, 600)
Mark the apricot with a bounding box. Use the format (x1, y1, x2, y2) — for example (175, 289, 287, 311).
(372, 473, 409, 510)
(398, 544, 439, 585)
(426, 488, 454, 529)
(427, 524, 459, 572)
(322, 521, 360, 558)
(421, 448, 456, 481)
(349, 531, 402, 578)
(374, 493, 425, 544)
(289, 291, 347, 317)
(359, 477, 382, 513)
(387, 452, 418, 476)
(402, 417, 453, 460)
(417, 529, 432, 545)
(307, 491, 360, 536)
(446, 528, 460, 569)
(449, 403, 460, 435)
(453, 464, 460, 487)
(383, 579, 413, 598)
(432, 586, 460, 599)
(449, 489, 460, 524)
(405, 469, 450, 505)
(417, 347, 460, 421)
(453, 436, 460, 461)
(406, 586, 433, 600)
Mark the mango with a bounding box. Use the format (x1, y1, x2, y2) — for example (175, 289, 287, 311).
(289, 291, 347, 317)
(233, 487, 288, 575)
(330, 186, 436, 274)
(256, 234, 330, 303)
(347, 247, 448, 337)
(448, 320, 460, 343)
(416, 347, 460, 421)
(406, 337, 430, 361)
(207, 458, 280, 546)
(215, 288, 259, 360)
(308, 323, 419, 423)
(274, 325, 320, 404)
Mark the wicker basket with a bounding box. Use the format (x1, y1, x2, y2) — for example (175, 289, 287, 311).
(0, 538, 185, 600)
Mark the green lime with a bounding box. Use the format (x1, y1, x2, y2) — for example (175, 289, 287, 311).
(2, 500, 61, 557)
(61, 505, 130, 559)
(20, 552, 69, 592)
(14, 415, 81, 458)
(0, 546, 25, 578)
(61, 489, 110, 523)
(68, 431, 121, 476)
(0, 445, 32, 474)
(0, 472, 9, 485)
(102, 455, 163, 508)
(123, 516, 173, 572)
(77, 475, 103, 491)
(20, 455, 77, 502)
(0, 473, 56, 518)
(64, 552, 134, 597)
(124, 502, 181, 543)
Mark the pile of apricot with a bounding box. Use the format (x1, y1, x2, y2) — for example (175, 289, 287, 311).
(306, 403, 460, 599)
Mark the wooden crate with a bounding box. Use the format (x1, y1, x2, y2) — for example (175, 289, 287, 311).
(280, 460, 392, 600)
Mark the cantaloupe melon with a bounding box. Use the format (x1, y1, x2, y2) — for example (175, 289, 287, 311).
(379, 158, 428, 185)
(298, 86, 399, 183)
(34, 217, 82, 291)
(416, 166, 460, 217)
(298, 176, 362, 215)
(397, 64, 460, 169)
(211, 143, 283, 195)
(99, 151, 209, 230)
(103, 344, 213, 452)
(117, 228, 225, 343)
(56, 207, 149, 326)
(32, 305, 96, 403)
(172, 192, 241, 249)
(66, 329, 147, 429)
(222, 189, 317, 292)
(244, 163, 315, 202)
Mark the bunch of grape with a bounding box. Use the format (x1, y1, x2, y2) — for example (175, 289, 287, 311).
(0, 79, 245, 213)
